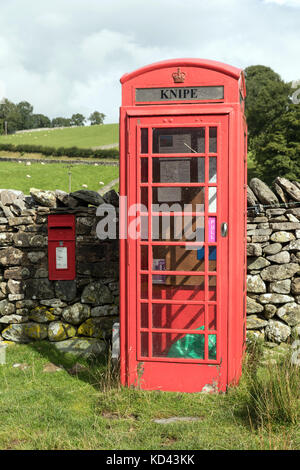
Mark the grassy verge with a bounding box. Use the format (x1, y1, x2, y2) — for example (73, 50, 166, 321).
(0, 341, 299, 450)
(0, 160, 119, 193)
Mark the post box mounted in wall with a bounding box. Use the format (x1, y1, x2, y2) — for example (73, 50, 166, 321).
(48, 214, 76, 280)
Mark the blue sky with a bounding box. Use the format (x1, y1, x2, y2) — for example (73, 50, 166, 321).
(0, 0, 299, 123)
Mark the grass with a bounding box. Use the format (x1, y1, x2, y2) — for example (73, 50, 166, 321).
(0, 341, 299, 450)
(0, 124, 119, 149)
(0, 161, 119, 193)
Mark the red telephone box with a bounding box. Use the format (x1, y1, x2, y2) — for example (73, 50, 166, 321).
(119, 59, 247, 393)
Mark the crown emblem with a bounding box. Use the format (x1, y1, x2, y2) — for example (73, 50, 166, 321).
(172, 67, 186, 83)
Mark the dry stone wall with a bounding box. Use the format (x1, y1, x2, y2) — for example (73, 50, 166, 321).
(247, 177, 300, 348)
(0, 175, 300, 357)
(0, 187, 119, 357)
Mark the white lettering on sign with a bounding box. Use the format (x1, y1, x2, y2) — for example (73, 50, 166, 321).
(56, 247, 68, 269)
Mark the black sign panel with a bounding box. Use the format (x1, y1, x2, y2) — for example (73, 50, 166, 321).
(136, 86, 224, 102)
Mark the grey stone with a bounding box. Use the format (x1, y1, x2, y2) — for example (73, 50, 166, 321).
(259, 293, 294, 304)
(247, 186, 258, 207)
(266, 251, 290, 264)
(61, 303, 90, 325)
(273, 182, 288, 204)
(247, 315, 268, 329)
(269, 280, 291, 294)
(48, 321, 77, 342)
(274, 177, 300, 202)
(265, 319, 291, 343)
(264, 304, 277, 319)
(70, 190, 105, 206)
(91, 305, 119, 317)
(81, 281, 113, 305)
(260, 263, 300, 281)
(0, 233, 14, 245)
(30, 188, 56, 208)
(28, 306, 57, 323)
(8, 216, 33, 226)
(247, 275, 266, 293)
(4, 267, 31, 280)
(103, 190, 119, 207)
(291, 278, 300, 295)
(77, 316, 117, 338)
(8, 294, 24, 301)
(270, 222, 300, 231)
(286, 213, 299, 223)
(247, 257, 270, 270)
(284, 239, 300, 252)
(247, 243, 263, 257)
(263, 243, 282, 255)
(40, 299, 67, 308)
(27, 252, 46, 263)
(247, 229, 272, 237)
(0, 314, 27, 324)
(52, 337, 106, 358)
(54, 280, 77, 302)
(270, 231, 295, 243)
(249, 178, 279, 205)
(276, 303, 300, 327)
(0, 247, 25, 265)
(7, 279, 22, 295)
(0, 300, 15, 315)
(25, 279, 55, 300)
(296, 230, 300, 239)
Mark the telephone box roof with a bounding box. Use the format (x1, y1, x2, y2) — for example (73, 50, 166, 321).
(120, 58, 243, 84)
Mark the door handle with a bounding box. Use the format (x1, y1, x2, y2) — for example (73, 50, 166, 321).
(221, 222, 228, 237)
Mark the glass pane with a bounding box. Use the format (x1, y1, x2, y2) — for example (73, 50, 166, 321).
(152, 304, 205, 330)
(141, 303, 148, 328)
(209, 127, 217, 153)
(152, 275, 205, 299)
(152, 157, 205, 183)
(208, 187, 217, 213)
(208, 276, 217, 301)
(209, 246, 217, 272)
(140, 332, 149, 357)
(152, 332, 206, 359)
(141, 128, 148, 154)
(152, 246, 205, 273)
(153, 187, 205, 212)
(151, 215, 204, 242)
(208, 335, 217, 360)
(141, 157, 148, 182)
(208, 304, 217, 330)
(140, 245, 148, 270)
(140, 216, 148, 240)
(141, 275, 148, 299)
(153, 128, 205, 154)
(209, 157, 217, 183)
(140, 187, 148, 210)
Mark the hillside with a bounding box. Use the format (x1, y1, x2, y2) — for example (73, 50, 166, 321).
(0, 123, 119, 149)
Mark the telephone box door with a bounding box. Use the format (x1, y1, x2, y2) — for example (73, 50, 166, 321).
(125, 113, 229, 392)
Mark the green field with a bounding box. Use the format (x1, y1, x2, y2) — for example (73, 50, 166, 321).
(0, 124, 119, 149)
(0, 161, 119, 194)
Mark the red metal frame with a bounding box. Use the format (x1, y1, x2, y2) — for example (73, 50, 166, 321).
(119, 59, 246, 393)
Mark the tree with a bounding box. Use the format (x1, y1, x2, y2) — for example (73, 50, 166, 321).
(31, 114, 51, 129)
(71, 113, 86, 126)
(244, 65, 290, 146)
(51, 117, 72, 128)
(0, 98, 21, 133)
(17, 101, 34, 129)
(88, 111, 105, 125)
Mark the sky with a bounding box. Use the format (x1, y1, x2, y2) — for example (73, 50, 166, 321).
(0, 0, 299, 124)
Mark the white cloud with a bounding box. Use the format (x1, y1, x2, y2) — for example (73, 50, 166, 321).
(0, 0, 299, 123)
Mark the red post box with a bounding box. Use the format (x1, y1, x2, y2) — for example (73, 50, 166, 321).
(119, 59, 247, 393)
(48, 214, 76, 280)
